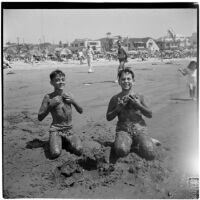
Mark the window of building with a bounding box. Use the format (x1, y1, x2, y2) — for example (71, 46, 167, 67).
(89, 42, 98, 45)
(75, 44, 78, 47)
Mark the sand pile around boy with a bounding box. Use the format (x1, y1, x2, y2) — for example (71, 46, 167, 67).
(59, 140, 111, 173)
(55, 137, 167, 191)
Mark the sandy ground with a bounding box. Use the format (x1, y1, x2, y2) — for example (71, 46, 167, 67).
(2, 58, 199, 198)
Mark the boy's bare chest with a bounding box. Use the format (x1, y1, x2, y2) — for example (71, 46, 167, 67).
(54, 102, 72, 114)
(120, 103, 142, 118)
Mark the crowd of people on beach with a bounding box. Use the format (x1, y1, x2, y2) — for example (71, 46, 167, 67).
(3, 40, 197, 72)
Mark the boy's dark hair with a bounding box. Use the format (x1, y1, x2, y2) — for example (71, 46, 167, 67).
(187, 61, 197, 70)
(118, 67, 135, 80)
(50, 69, 65, 80)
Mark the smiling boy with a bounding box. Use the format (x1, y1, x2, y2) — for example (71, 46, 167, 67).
(38, 69, 83, 158)
(106, 67, 155, 160)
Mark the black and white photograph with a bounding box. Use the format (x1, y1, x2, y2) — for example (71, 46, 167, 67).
(2, 2, 199, 199)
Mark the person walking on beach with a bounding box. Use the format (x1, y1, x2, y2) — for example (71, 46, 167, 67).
(178, 60, 197, 100)
(106, 67, 157, 160)
(38, 69, 83, 158)
(117, 40, 128, 72)
(86, 45, 94, 73)
(114, 40, 128, 83)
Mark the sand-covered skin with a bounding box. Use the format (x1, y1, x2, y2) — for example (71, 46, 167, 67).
(3, 59, 198, 198)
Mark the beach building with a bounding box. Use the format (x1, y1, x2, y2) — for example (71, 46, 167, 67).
(156, 29, 192, 50)
(190, 32, 197, 48)
(122, 37, 159, 52)
(156, 36, 191, 50)
(70, 39, 101, 53)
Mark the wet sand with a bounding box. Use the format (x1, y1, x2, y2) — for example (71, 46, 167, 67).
(3, 58, 199, 198)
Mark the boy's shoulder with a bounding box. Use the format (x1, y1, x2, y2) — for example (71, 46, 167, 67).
(110, 92, 122, 101)
(135, 92, 143, 98)
(44, 92, 55, 98)
(43, 93, 51, 99)
(64, 91, 74, 98)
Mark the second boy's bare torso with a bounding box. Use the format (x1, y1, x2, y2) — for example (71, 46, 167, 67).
(107, 92, 146, 126)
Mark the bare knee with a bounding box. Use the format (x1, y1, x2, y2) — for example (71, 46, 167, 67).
(50, 147, 62, 158)
(114, 131, 132, 157)
(68, 135, 83, 155)
(49, 132, 62, 158)
(137, 134, 155, 160)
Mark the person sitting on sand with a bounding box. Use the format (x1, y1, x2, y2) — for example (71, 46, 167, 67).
(38, 69, 83, 158)
(106, 67, 157, 160)
(178, 60, 197, 101)
(3, 56, 12, 69)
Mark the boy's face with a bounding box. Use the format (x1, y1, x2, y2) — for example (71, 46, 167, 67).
(119, 72, 134, 91)
(51, 74, 66, 90)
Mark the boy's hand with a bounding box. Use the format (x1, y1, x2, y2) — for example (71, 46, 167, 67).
(117, 95, 129, 107)
(62, 93, 74, 104)
(128, 95, 141, 108)
(49, 96, 62, 108)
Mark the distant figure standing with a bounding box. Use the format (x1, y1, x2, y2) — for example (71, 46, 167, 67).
(178, 61, 197, 100)
(78, 49, 85, 65)
(117, 40, 128, 72)
(86, 45, 94, 73)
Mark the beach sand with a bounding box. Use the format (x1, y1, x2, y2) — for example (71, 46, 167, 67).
(3, 58, 199, 198)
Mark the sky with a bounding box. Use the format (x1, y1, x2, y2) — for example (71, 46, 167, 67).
(3, 8, 197, 44)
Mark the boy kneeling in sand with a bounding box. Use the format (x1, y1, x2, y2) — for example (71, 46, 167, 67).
(106, 67, 157, 160)
(38, 69, 83, 158)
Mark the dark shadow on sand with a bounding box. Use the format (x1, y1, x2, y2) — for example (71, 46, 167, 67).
(83, 80, 117, 85)
(170, 98, 192, 101)
(26, 138, 52, 159)
(26, 138, 81, 160)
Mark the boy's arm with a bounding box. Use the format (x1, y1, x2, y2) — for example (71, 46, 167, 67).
(178, 68, 188, 76)
(62, 93, 83, 114)
(38, 95, 51, 121)
(72, 100, 83, 114)
(106, 96, 123, 121)
(129, 95, 152, 118)
(139, 95, 152, 118)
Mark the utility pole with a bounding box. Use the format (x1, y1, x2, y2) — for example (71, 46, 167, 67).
(16, 37, 20, 55)
(43, 35, 45, 44)
(127, 36, 129, 51)
(38, 39, 41, 51)
(17, 37, 20, 45)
